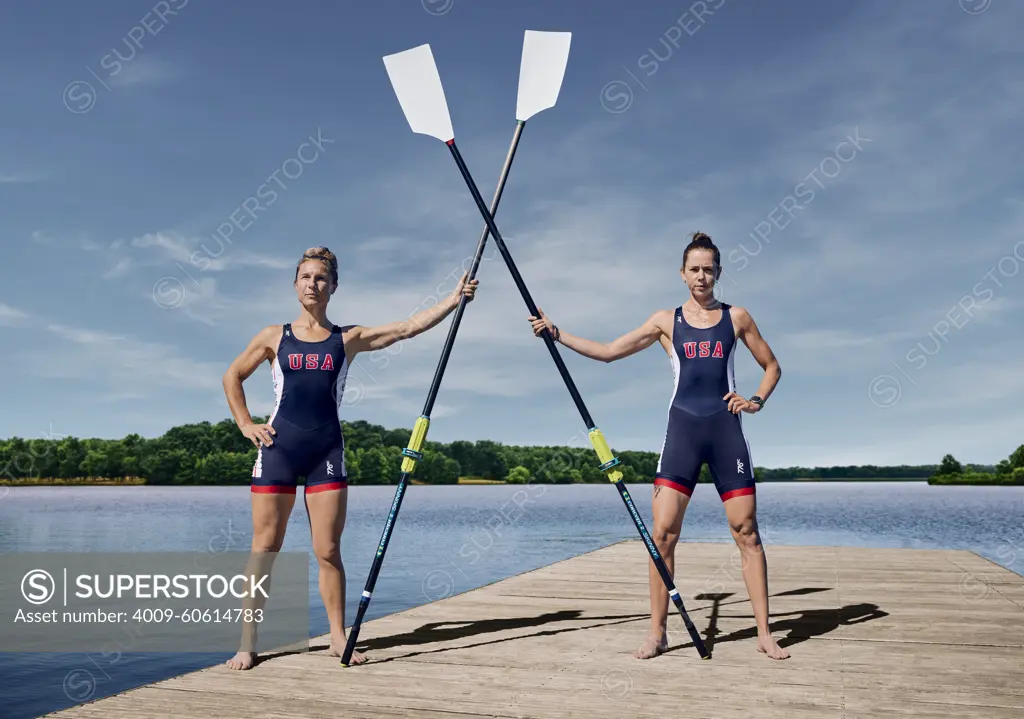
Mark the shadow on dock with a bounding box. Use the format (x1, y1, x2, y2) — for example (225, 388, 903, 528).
(253, 587, 889, 666)
(348, 609, 650, 663)
(670, 587, 890, 654)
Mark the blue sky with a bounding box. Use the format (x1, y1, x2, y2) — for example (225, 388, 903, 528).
(2, 0, 1022, 468)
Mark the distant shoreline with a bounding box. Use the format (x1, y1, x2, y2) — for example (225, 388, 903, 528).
(8, 417, 1017, 486)
(2, 476, 1019, 487)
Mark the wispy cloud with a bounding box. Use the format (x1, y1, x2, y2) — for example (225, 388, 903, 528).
(154, 275, 230, 327)
(31, 231, 99, 251)
(904, 359, 1024, 413)
(131, 231, 190, 256)
(130, 231, 292, 272)
(203, 252, 293, 272)
(780, 329, 916, 352)
(103, 257, 133, 279)
(0, 303, 30, 326)
(36, 322, 223, 393)
(105, 56, 180, 88)
(0, 302, 223, 396)
(0, 303, 218, 417)
(0, 174, 44, 184)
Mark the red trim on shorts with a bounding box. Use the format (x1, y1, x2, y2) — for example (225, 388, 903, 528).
(654, 475, 694, 497)
(251, 485, 296, 494)
(720, 487, 755, 501)
(305, 481, 347, 493)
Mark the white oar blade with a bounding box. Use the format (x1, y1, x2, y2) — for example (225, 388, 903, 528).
(382, 44, 454, 142)
(515, 30, 571, 122)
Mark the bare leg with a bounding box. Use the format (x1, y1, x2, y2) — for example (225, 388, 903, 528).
(226, 491, 295, 670)
(304, 487, 366, 665)
(722, 493, 788, 659)
(635, 484, 690, 659)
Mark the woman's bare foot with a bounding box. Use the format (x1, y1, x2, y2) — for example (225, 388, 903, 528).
(327, 631, 367, 665)
(756, 631, 790, 659)
(633, 632, 668, 659)
(225, 651, 257, 670)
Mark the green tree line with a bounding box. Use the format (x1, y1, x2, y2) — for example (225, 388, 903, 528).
(928, 448, 1024, 486)
(0, 417, 1015, 486)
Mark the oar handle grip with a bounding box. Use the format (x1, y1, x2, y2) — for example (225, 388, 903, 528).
(588, 428, 623, 482)
(400, 416, 431, 473)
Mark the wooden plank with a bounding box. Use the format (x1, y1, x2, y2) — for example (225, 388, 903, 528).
(40, 542, 1024, 719)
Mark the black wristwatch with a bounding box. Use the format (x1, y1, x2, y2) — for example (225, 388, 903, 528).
(749, 395, 764, 410)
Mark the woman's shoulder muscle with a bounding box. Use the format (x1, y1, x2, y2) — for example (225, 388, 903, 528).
(649, 308, 674, 354)
(253, 324, 285, 359)
(727, 305, 753, 335)
(649, 307, 674, 330)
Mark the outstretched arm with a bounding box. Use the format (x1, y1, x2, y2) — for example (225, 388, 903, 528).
(724, 307, 781, 413)
(527, 308, 670, 363)
(343, 272, 478, 357)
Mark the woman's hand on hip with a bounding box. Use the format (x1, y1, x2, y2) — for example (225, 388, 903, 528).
(723, 392, 759, 414)
(241, 422, 276, 447)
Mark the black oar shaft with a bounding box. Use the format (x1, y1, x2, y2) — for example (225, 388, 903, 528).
(423, 121, 525, 417)
(340, 123, 528, 667)
(443, 139, 709, 660)
(446, 140, 595, 429)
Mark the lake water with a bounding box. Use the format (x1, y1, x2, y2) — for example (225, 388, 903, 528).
(1, 482, 1022, 718)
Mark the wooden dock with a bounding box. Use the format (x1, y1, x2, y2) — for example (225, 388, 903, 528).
(46, 541, 1024, 718)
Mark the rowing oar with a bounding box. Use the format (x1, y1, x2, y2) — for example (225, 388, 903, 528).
(380, 41, 710, 660)
(340, 31, 573, 667)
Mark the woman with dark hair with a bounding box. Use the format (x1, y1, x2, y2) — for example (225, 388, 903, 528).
(527, 232, 787, 660)
(222, 246, 478, 669)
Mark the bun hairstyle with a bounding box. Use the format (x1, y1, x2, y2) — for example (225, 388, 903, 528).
(681, 231, 720, 271)
(295, 246, 338, 286)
